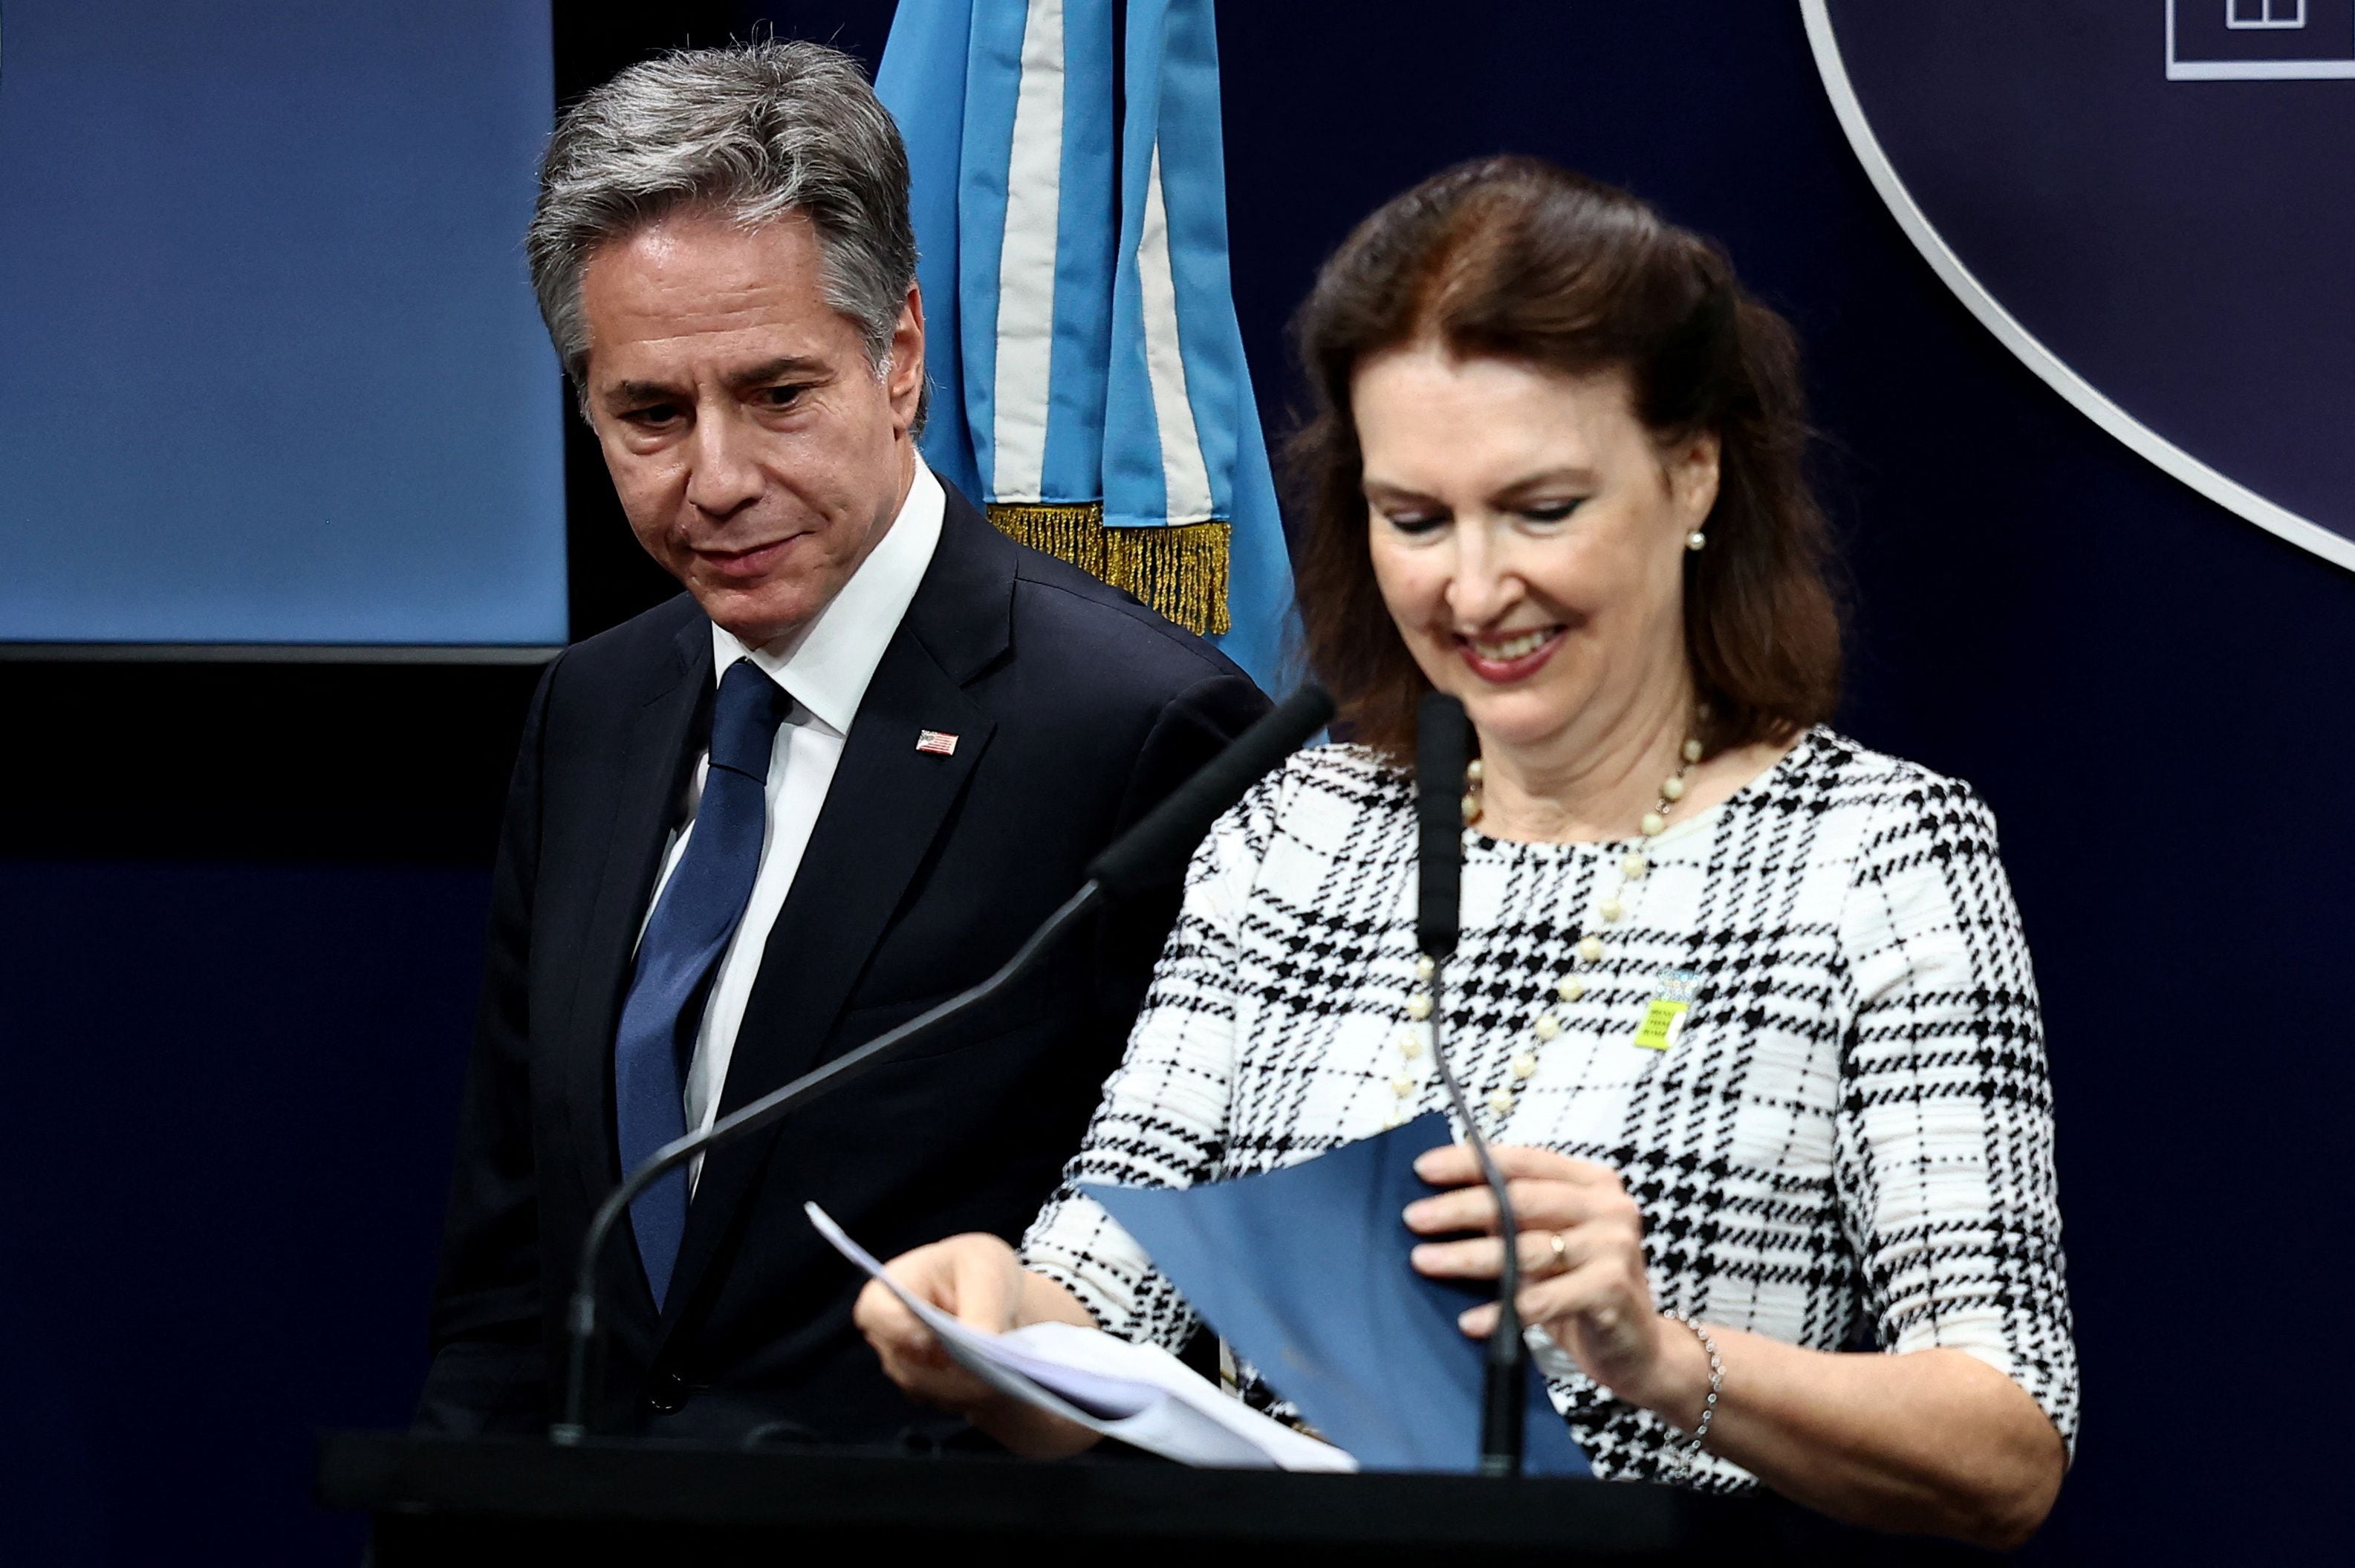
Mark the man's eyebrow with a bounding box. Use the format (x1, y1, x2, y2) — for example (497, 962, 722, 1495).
(605, 378, 683, 407)
(727, 356, 831, 390)
(600, 358, 834, 408)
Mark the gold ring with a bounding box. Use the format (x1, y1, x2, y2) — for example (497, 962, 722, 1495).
(1547, 1231, 1569, 1274)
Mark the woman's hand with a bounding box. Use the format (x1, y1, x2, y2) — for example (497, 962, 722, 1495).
(1403, 1143, 1706, 1428)
(851, 1232, 1103, 1457)
(853, 1233, 1027, 1415)
(1406, 1144, 2065, 1546)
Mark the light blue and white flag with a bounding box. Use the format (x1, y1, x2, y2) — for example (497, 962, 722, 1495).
(877, 0, 1296, 692)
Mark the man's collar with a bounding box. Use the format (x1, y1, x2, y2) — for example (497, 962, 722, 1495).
(709, 461, 946, 735)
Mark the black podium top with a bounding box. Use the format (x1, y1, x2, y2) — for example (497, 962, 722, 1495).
(319, 1432, 2001, 1567)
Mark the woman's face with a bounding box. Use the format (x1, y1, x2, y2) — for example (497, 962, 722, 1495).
(1357, 345, 1718, 762)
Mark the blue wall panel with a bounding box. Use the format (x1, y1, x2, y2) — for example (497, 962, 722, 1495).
(0, 1, 565, 645)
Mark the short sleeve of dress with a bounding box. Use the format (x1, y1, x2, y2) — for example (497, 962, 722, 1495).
(1836, 777, 2080, 1451)
(1016, 761, 1284, 1350)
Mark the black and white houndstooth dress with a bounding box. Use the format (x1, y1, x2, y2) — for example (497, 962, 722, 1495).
(1021, 730, 2079, 1489)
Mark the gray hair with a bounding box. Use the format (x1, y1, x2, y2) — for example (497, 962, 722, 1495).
(527, 39, 923, 429)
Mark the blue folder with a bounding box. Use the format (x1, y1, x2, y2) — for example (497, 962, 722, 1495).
(1082, 1111, 1590, 1474)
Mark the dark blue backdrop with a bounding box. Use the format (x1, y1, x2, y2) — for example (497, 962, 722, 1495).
(4, 3, 2349, 1561)
(1820, 1, 2355, 562)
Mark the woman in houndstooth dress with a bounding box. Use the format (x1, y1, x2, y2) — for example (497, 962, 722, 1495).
(856, 157, 2076, 1549)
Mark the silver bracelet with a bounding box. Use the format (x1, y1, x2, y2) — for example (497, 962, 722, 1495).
(1659, 1311, 1722, 1480)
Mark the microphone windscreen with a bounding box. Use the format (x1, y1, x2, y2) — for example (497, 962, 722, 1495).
(1086, 685, 1336, 902)
(1415, 692, 1468, 960)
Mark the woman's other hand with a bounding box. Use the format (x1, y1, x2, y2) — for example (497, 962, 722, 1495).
(1403, 1143, 1706, 1427)
(851, 1233, 1104, 1457)
(853, 1233, 1027, 1414)
(1401, 1144, 2063, 1545)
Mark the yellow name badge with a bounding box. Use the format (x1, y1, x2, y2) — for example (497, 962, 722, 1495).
(1633, 969, 1701, 1052)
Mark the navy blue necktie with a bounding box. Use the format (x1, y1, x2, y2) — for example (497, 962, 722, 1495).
(614, 658, 787, 1310)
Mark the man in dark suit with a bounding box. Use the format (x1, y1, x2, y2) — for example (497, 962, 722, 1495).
(418, 40, 1268, 1442)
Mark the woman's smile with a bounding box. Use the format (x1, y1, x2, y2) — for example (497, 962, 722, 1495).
(1456, 624, 1566, 683)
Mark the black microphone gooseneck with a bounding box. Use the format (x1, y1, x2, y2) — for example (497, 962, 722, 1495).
(1414, 691, 1527, 1479)
(550, 684, 1336, 1445)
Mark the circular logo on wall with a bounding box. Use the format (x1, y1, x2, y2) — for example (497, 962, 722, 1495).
(1805, 1, 2355, 569)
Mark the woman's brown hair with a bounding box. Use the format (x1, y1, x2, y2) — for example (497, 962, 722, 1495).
(1287, 156, 1840, 761)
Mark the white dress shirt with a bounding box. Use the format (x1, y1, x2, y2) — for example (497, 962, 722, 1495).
(637, 461, 945, 1182)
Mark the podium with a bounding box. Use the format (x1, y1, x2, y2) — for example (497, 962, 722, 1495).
(319, 1433, 2000, 1566)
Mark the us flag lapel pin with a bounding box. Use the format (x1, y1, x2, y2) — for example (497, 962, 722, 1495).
(915, 729, 959, 757)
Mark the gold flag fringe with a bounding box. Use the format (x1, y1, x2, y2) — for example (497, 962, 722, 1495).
(987, 501, 1232, 636)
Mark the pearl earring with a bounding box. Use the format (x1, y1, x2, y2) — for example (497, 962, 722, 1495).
(1685, 530, 1706, 552)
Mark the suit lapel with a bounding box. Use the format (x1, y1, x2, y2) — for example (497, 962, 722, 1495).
(556, 612, 709, 1272)
(659, 488, 1013, 1331)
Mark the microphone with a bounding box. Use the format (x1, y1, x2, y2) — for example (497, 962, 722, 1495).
(1414, 690, 1527, 1479)
(551, 683, 1336, 1443)
(1414, 693, 1466, 963)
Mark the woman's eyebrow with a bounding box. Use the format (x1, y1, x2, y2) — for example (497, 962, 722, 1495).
(1361, 477, 1441, 505)
(1491, 466, 1599, 499)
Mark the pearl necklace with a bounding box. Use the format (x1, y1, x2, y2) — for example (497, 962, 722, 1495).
(1388, 726, 1705, 1129)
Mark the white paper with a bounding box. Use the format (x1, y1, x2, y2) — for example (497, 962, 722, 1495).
(805, 1201, 1354, 1472)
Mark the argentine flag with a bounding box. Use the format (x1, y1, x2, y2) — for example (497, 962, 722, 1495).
(877, 0, 1297, 694)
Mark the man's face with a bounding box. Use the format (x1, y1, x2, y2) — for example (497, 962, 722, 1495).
(576, 209, 924, 647)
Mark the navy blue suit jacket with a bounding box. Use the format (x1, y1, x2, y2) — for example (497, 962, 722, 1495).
(419, 483, 1270, 1440)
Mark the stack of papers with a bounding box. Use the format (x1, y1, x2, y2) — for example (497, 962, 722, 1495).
(808, 1112, 1588, 1476)
(806, 1202, 1354, 1472)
